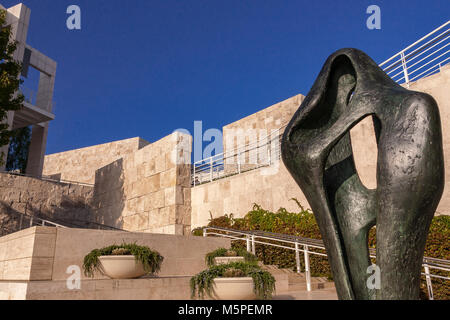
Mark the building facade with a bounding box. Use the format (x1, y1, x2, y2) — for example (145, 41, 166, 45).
(0, 3, 57, 177)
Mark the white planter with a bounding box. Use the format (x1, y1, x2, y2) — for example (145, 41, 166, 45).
(212, 277, 256, 300)
(214, 256, 245, 265)
(98, 255, 146, 279)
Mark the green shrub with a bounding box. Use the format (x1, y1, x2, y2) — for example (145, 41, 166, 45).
(190, 261, 276, 300)
(205, 247, 258, 267)
(191, 227, 204, 237)
(83, 242, 164, 278)
(198, 199, 449, 300)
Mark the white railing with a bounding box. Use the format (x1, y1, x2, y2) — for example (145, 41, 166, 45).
(203, 226, 450, 299)
(380, 20, 450, 86)
(19, 214, 67, 229)
(0, 209, 127, 237)
(0, 212, 67, 237)
(192, 127, 284, 186)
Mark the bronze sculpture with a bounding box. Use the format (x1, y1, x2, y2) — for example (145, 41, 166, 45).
(281, 48, 444, 299)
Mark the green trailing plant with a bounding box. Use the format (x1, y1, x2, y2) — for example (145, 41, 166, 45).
(190, 261, 276, 300)
(205, 247, 258, 267)
(83, 242, 164, 278)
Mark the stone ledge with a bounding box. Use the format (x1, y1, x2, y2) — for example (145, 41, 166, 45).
(4, 276, 193, 300)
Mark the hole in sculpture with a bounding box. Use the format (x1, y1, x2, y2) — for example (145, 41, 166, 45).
(349, 116, 378, 190)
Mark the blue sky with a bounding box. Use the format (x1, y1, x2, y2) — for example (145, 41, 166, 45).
(3, 0, 449, 155)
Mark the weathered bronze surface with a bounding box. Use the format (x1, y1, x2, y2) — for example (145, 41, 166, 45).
(281, 48, 445, 300)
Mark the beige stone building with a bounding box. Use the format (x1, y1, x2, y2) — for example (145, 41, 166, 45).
(34, 64, 450, 235)
(0, 3, 57, 177)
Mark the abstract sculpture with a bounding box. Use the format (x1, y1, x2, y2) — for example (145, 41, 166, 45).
(281, 48, 445, 300)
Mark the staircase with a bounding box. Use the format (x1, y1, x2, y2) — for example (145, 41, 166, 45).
(260, 264, 338, 300)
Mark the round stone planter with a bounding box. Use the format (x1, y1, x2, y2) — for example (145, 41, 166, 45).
(98, 255, 146, 279)
(212, 277, 256, 300)
(214, 256, 245, 265)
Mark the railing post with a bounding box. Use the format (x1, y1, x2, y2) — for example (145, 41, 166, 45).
(210, 157, 213, 182)
(400, 51, 410, 86)
(304, 244, 311, 292)
(29, 217, 33, 228)
(246, 235, 251, 252)
(42, 220, 45, 226)
(19, 214, 23, 230)
(424, 265, 434, 300)
(295, 242, 301, 274)
(251, 234, 256, 255)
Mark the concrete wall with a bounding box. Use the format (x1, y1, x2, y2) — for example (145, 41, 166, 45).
(0, 227, 56, 282)
(0, 227, 230, 280)
(92, 132, 192, 235)
(223, 94, 304, 153)
(191, 160, 310, 228)
(43, 137, 150, 184)
(0, 226, 231, 299)
(0, 226, 230, 281)
(0, 173, 95, 235)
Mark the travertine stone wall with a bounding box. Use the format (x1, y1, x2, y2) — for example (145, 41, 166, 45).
(191, 160, 310, 228)
(191, 95, 308, 228)
(0, 173, 95, 234)
(223, 94, 304, 152)
(0, 227, 57, 281)
(0, 226, 231, 281)
(43, 137, 150, 184)
(92, 132, 192, 234)
(222, 94, 305, 173)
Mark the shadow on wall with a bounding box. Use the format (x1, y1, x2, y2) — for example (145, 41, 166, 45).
(0, 203, 23, 236)
(0, 170, 126, 236)
(91, 158, 126, 229)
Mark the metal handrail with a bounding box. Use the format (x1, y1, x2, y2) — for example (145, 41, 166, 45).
(192, 126, 284, 186)
(379, 20, 450, 85)
(0, 209, 127, 237)
(203, 226, 449, 299)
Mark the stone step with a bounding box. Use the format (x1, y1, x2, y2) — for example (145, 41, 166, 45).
(288, 280, 335, 291)
(260, 265, 335, 293)
(273, 287, 338, 300)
